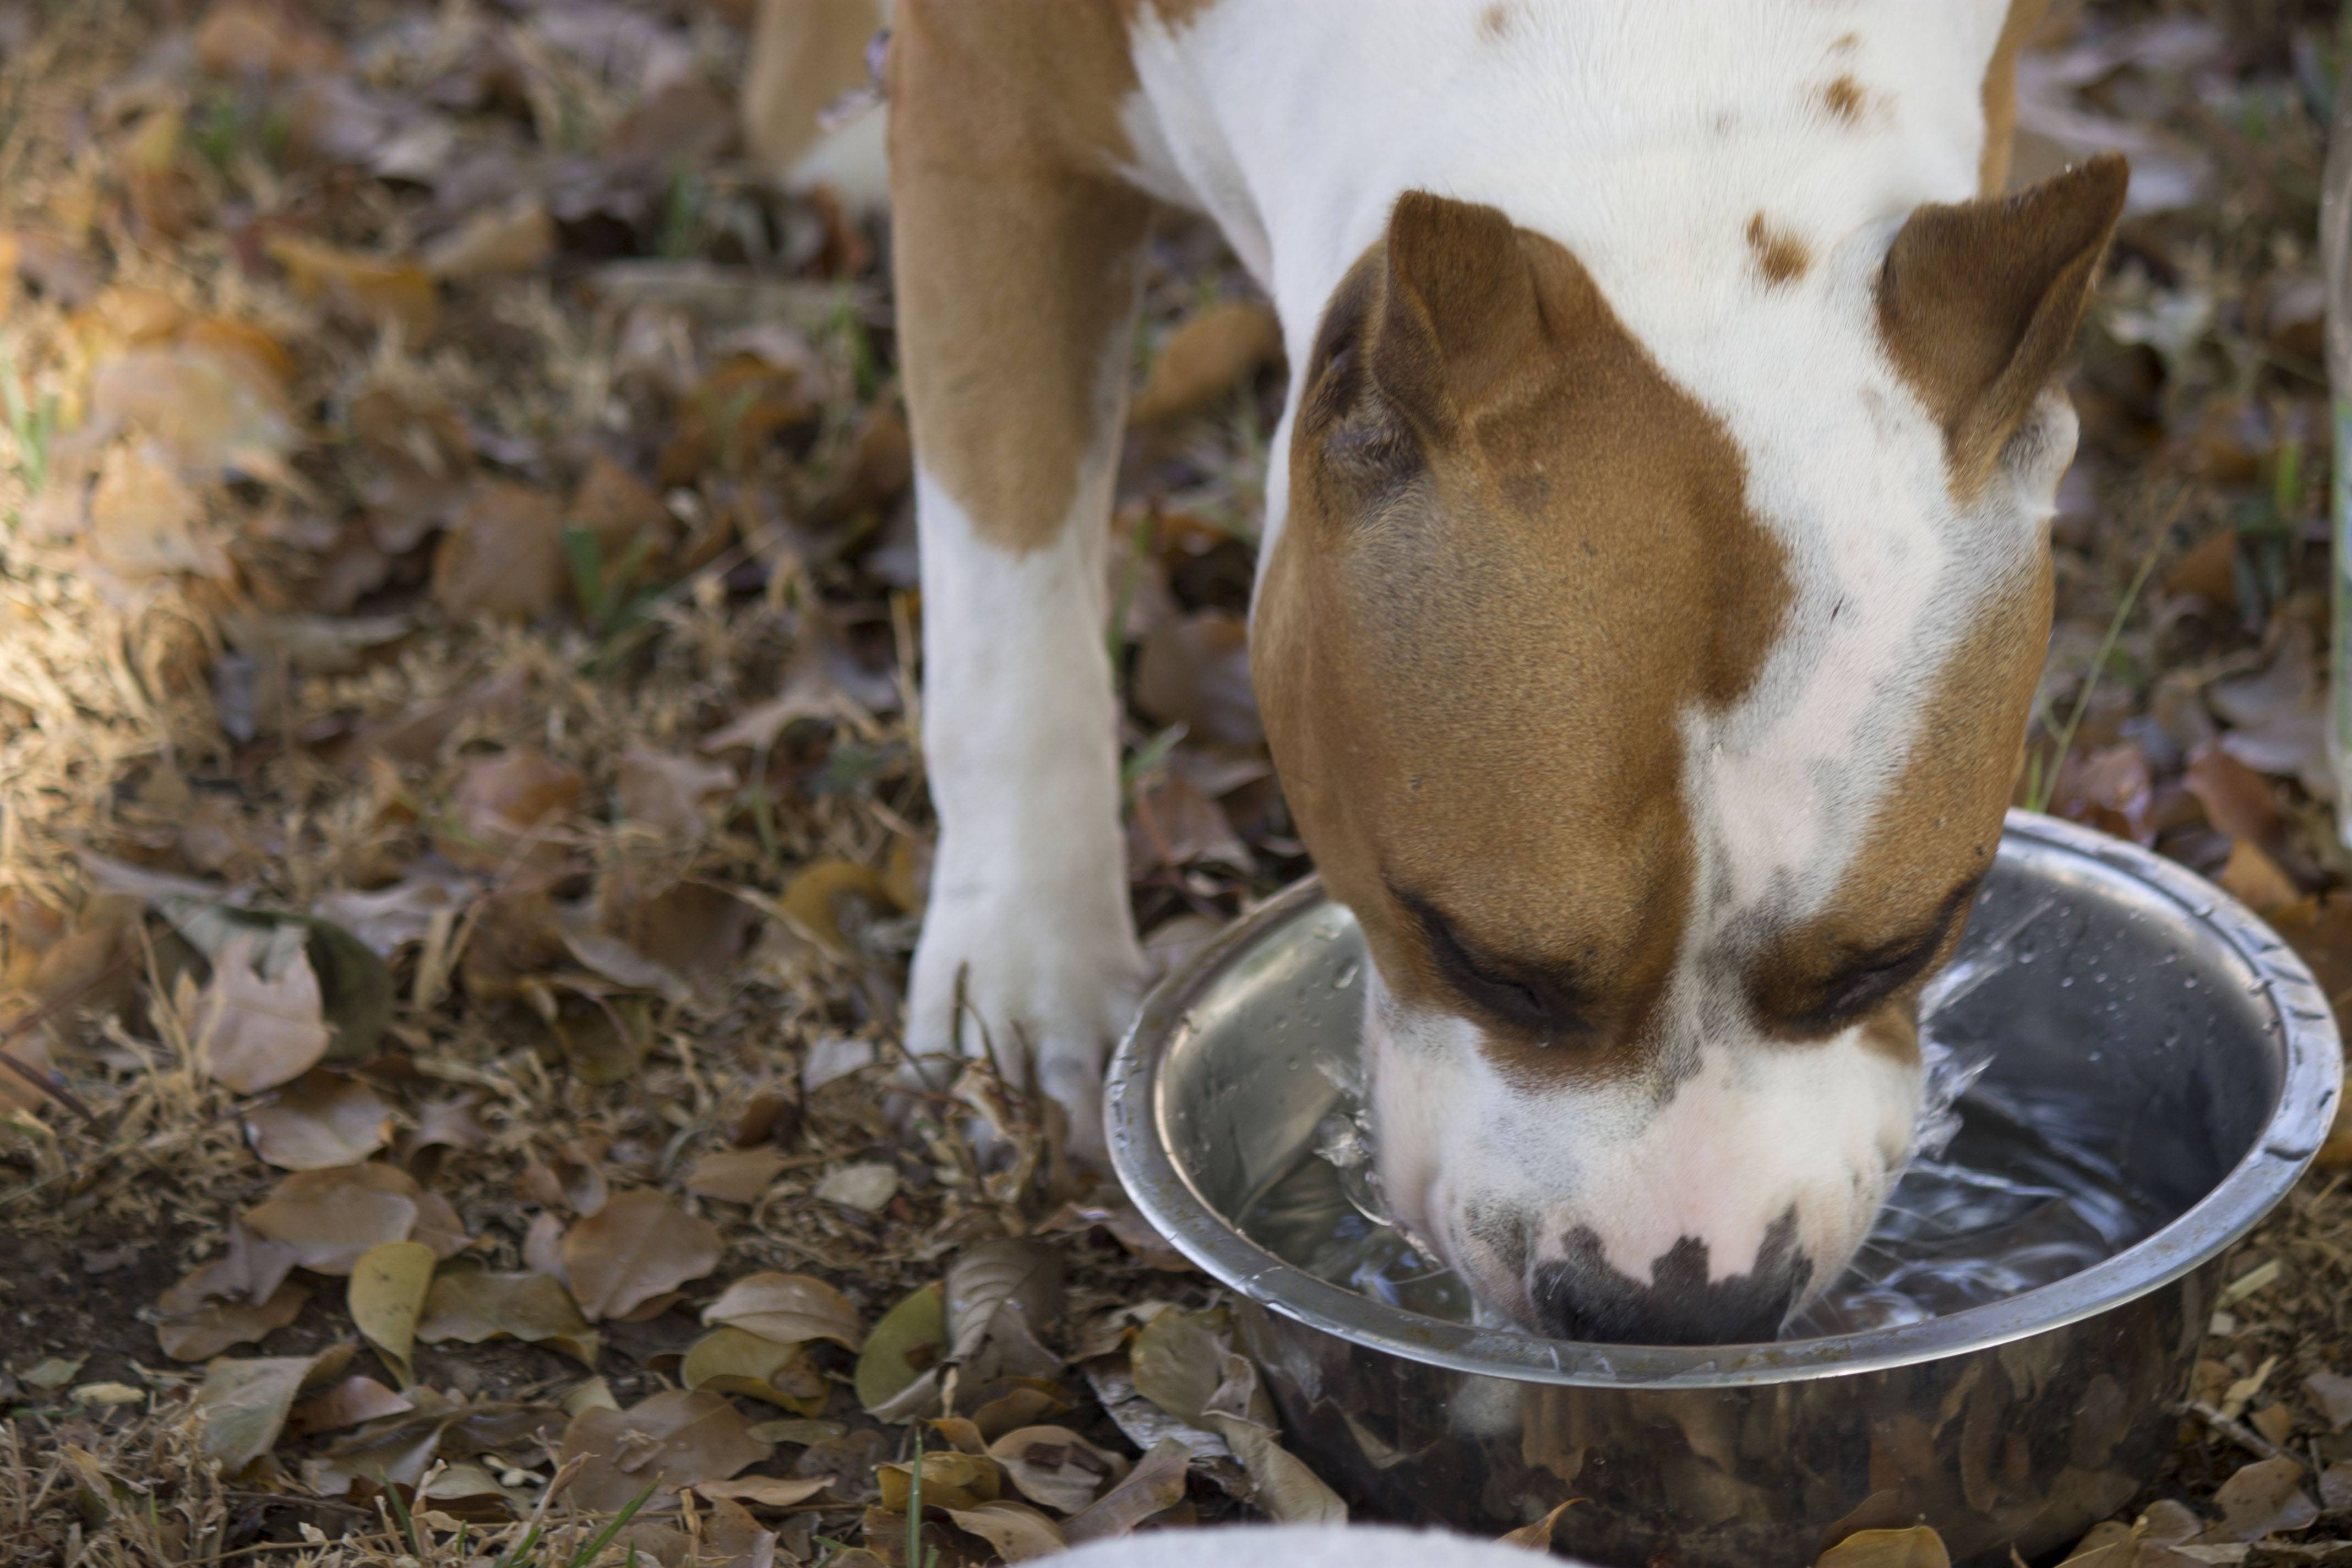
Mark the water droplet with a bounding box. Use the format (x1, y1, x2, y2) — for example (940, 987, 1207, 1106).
(1335, 962, 1359, 990)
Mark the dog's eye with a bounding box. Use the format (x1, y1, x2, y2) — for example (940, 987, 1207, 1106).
(1394, 888, 1584, 1040)
(1806, 944, 1937, 1026)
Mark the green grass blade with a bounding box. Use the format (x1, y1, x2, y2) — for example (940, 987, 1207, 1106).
(566, 1482, 658, 1568)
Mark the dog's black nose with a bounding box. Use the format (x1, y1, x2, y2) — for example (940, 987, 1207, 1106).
(1531, 1210, 1814, 1346)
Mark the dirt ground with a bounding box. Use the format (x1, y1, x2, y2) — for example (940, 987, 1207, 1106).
(4, 0, 2352, 1565)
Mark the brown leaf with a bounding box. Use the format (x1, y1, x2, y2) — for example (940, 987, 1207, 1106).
(986, 1425, 1128, 1515)
(287, 1375, 413, 1437)
(877, 1451, 1004, 1512)
(2321, 1462, 2352, 1512)
(681, 1327, 829, 1413)
(2217, 840, 2300, 914)
(2208, 1456, 2318, 1542)
(695, 1476, 831, 1508)
(1500, 1499, 1583, 1549)
(1130, 1308, 1224, 1428)
(571, 453, 679, 570)
(266, 235, 438, 339)
(416, 1268, 601, 1366)
(244, 1071, 393, 1169)
(195, 0, 344, 75)
(1129, 772, 1253, 874)
(946, 1500, 1066, 1562)
(2306, 1369, 2352, 1430)
(776, 861, 893, 959)
(195, 1352, 332, 1472)
(685, 1147, 788, 1205)
(1060, 1437, 1191, 1547)
(196, 933, 333, 1094)
(92, 343, 295, 482)
(2184, 743, 2284, 847)
(1133, 609, 1262, 749)
(439, 747, 583, 874)
(619, 747, 737, 841)
(703, 1272, 863, 1349)
(86, 440, 232, 581)
(2048, 741, 2155, 845)
(564, 1189, 724, 1321)
(154, 1267, 309, 1361)
(424, 195, 556, 280)
(432, 481, 565, 624)
(559, 1390, 772, 1512)
(349, 1240, 436, 1386)
(1816, 1526, 1950, 1568)
(1130, 301, 1282, 425)
(242, 1163, 421, 1275)
(2165, 529, 2237, 604)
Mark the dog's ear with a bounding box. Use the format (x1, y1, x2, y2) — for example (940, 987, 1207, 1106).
(1363, 192, 1600, 445)
(1879, 154, 2128, 491)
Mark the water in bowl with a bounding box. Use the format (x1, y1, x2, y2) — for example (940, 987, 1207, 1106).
(1237, 1028, 2169, 1341)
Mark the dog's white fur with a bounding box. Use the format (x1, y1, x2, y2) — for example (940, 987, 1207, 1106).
(1057, 1526, 1585, 1568)
(904, 0, 2075, 1327)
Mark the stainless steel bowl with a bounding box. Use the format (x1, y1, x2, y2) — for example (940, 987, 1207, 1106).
(1106, 812, 2342, 1566)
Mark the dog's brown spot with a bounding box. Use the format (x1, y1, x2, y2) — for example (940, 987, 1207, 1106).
(1745, 213, 1810, 285)
(889, 1, 1152, 556)
(1255, 194, 1792, 1091)
(1980, 0, 2050, 193)
(1830, 31, 1860, 53)
(1878, 155, 2126, 494)
(1818, 73, 1868, 124)
(1480, 3, 1518, 41)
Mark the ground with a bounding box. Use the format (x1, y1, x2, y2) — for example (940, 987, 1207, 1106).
(2, 1, 2351, 1565)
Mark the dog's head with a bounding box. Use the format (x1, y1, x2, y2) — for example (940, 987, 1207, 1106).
(1253, 159, 2126, 1343)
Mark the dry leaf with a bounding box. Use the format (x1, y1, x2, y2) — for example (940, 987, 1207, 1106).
(416, 1268, 601, 1366)
(1129, 772, 1253, 874)
(945, 1500, 1065, 1562)
(432, 481, 566, 624)
(197, 932, 333, 1093)
(241, 1163, 421, 1275)
(703, 1272, 863, 1350)
(987, 1425, 1128, 1515)
(696, 1476, 831, 1507)
(91, 344, 295, 481)
(195, 1352, 331, 1472)
(876, 1451, 1003, 1512)
(86, 440, 232, 580)
(1060, 1437, 1191, 1547)
(2306, 1369, 2352, 1430)
(2208, 1456, 2318, 1541)
(349, 1240, 436, 1386)
(195, 0, 343, 75)
(563, 1189, 724, 1321)
(266, 235, 438, 339)
(855, 1283, 944, 1414)
(2185, 743, 2285, 847)
(680, 1327, 829, 1413)
(2217, 840, 2299, 913)
(440, 747, 583, 874)
(424, 195, 556, 280)
(815, 1161, 897, 1212)
(684, 1147, 788, 1205)
(1134, 609, 1261, 749)
(154, 1268, 309, 1361)
(619, 747, 737, 841)
(559, 1389, 772, 1512)
(1129, 1308, 1223, 1428)
(1130, 300, 1281, 425)
(775, 861, 894, 960)
(1817, 1526, 1951, 1568)
(287, 1375, 413, 1437)
(2321, 1462, 2352, 1512)
(244, 1071, 393, 1169)
(1500, 1499, 1582, 1549)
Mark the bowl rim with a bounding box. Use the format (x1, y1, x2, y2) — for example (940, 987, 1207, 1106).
(1105, 810, 2344, 1388)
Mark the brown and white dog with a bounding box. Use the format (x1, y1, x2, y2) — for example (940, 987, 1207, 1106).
(774, 0, 2126, 1345)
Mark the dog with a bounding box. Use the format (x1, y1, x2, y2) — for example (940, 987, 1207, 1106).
(767, 0, 2125, 1346)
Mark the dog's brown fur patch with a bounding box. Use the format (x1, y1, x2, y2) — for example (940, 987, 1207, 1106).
(1819, 73, 1868, 124)
(1746, 213, 1810, 285)
(1255, 194, 1792, 1090)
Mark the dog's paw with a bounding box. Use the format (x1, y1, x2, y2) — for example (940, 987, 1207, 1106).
(904, 887, 1144, 1170)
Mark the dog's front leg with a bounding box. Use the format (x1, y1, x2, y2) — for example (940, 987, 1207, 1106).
(890, 4, 1154, 1168)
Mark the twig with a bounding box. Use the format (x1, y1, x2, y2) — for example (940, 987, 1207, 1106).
(2027, 489, 2190, 813)
(2180, 1398, 2301, 1467)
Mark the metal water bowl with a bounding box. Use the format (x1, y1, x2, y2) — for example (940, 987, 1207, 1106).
(1106, 813, 2342, 1567)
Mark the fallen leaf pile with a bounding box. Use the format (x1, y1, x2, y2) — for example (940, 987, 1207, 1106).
(2, 0, 2352, 1562)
